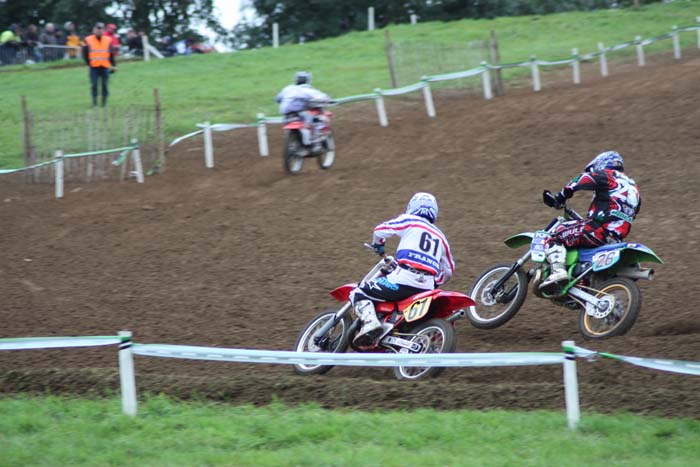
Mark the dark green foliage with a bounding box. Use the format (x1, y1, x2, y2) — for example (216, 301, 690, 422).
(231, 0, 662, 48)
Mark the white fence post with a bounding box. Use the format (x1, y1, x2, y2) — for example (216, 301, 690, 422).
(635, 36, 645, 66)
(374, 90, 388, 127)
(272, 23, 279, 48)
(530, 56, 541, 92)
(54, 150, 64, 199)
(598, 42, 608, 77)
(368, 7, 375, 31)
(562, 340, 581, 431)
(142, 35, 151, 61)
(131, 140, 144, 183)
(118, 331, 138, 417)
(421, 79, 436, 117)
(410, 14, 418, 25)
(203, 121, 214, 168)
(257, 113, 269, 157)
(572, 48, 581, 84)
(480, 62, 493, 100)
(696, 17, 700, 49)
(672, 26, 681, 59)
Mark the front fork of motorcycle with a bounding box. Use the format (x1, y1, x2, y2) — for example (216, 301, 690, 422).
(490, 251, 532, 297)
(313, 302, 352, 344)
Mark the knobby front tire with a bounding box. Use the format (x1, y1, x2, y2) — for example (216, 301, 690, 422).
(467, 262, 528, 329)
(284, 131, 304, 175)
(318, 129, 335, 170)
(293, 309, 351, 375)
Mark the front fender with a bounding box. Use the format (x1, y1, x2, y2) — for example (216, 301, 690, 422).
(329, 284, 357, 302)
(504, 232, 535, 249)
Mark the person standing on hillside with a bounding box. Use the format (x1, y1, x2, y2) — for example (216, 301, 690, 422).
(82, 22, 117, 107)
(64, 22, 82, 59)
(0, 24, 21, 65)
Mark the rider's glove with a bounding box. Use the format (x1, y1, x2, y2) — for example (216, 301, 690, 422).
(371, 243, 385, 256)
(554, 190, 567, 209)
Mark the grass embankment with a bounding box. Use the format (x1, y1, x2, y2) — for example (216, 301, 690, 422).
(1, 1, 699, 168)
(2, 395, 699, 466)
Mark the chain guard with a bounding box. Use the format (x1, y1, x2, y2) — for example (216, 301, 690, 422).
(381, 335, 423, 353)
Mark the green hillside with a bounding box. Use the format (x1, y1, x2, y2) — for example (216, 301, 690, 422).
(1, 0, 699, 168)
(3, 396, 700, 466)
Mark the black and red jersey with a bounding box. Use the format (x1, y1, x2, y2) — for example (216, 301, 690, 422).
(563, 169, 641, 239)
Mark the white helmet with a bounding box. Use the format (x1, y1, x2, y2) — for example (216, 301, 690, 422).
(406, 192, 438, 223)
(294, 71, 312, 85)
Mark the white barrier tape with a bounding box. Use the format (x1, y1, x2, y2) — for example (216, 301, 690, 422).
(488, 61, 530, 70)
(169, 129, 204, 147)
(426, 67, 486, 82)
(132, 343, 565, 368)
(262, 116, 284, 124)
(572, 345, 700, 376)
(0, 159, 56, 174)
(677, 26, 700, 32)
(379, 81, 426, 96)
(0, 336, 122, 351)
(195, 123, 255, 131)
(334, 94, 378, 104)
(609, 42, 633, 52)
(537, 58, 576, 66)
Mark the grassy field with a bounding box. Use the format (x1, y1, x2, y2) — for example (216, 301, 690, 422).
(1, 1, 699, 168)
(2, 395, 699, 466)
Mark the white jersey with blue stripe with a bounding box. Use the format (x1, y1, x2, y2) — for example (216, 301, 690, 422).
(372, 214, 454, 289)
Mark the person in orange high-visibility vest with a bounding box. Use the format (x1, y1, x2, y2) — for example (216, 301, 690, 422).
(82, 22, 116, 107)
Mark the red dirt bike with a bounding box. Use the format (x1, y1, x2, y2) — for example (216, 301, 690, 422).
(293, 246, 475, 380)
(283, 100, 336, 174)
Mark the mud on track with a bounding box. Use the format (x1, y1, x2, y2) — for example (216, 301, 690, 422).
(2, 51, 700, 417)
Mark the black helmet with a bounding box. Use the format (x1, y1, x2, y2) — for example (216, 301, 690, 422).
(294, 71, 312, 85)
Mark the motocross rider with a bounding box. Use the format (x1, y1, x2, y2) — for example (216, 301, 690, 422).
(540, 151, 641, 292)
(275, 71, 331, 155)
(350, 193, 455, 346)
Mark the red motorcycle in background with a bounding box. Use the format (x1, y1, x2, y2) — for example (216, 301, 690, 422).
(282, 100, 336, 174)
(293, 246, 475, 380)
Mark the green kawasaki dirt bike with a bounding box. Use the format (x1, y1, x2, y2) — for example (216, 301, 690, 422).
(467, 190, 662, 339)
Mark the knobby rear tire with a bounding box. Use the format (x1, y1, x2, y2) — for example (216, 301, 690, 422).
(579, 277, 641, 340)
(393, 318, 456, 380)
(284, 130, 304, 175)
(467, 262, 528, 329)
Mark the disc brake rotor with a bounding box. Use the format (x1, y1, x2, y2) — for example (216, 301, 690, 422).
(593, 295, 616, 319)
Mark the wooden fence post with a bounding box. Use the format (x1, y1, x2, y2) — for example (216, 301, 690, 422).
(696, 17, 700, 49)
(598, 42, 608, 77)
(562, 341, 581, 431)
(572, 48, 581, 84)
(672, 26, 681, 59)
(530, 56, 541, 92)
(118, 331, 138, 416)
(368, 7, 375, 31)
(257, 113, 269, 157)
(203, 121, 214, 168)
(385, 30, 398, 88)
(410, 14, 417, 25)
(153, 88, 165, 173)
(635, 36, 645, 66)
(272, 23, 279, 48)
(54, 150, 64, 199)
(480, 62, 493, 100)
(21, 96, 34, 181)
(142, 35, 151, 61)
(421, 80, 435, 117)
(131, 139, 144, 183)
(374, 90, 388, 127)
(489, 30, 504, 96)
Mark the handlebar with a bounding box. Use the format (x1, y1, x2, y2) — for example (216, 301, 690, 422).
(542, 190, 583, 221)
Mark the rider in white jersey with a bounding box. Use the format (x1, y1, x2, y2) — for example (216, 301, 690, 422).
(350, 193, 455, 346)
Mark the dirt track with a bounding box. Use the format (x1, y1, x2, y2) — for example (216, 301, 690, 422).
(2, 51, 700, 417)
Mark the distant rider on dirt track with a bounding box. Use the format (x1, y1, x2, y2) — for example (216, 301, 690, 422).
(540, 151, 641, 292)
(350, 193, 455, 346)
(275, 71, 331, 155)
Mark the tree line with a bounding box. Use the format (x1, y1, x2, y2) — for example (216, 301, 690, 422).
(1, 0, 657, 49)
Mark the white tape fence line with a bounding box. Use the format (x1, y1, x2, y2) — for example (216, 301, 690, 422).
(2, 333, 700, 428)
(169, 19, 700, 168)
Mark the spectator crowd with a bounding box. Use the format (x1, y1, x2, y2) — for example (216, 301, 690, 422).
(0, 21, 215, 66)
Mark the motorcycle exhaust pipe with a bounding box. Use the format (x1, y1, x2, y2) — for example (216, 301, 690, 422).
(617, 267, 654, 281)
(446, 309, 466, 323)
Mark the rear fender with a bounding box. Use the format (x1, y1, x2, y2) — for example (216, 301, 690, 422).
(284, 122, 305, 130)
(396, 290, 475, 320)
(619, 243, 663, 266)
(504, 232, 535, 249)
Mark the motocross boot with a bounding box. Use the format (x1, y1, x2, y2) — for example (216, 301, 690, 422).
(353, 300, 383, 346)
(539, 244, 569, 293)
